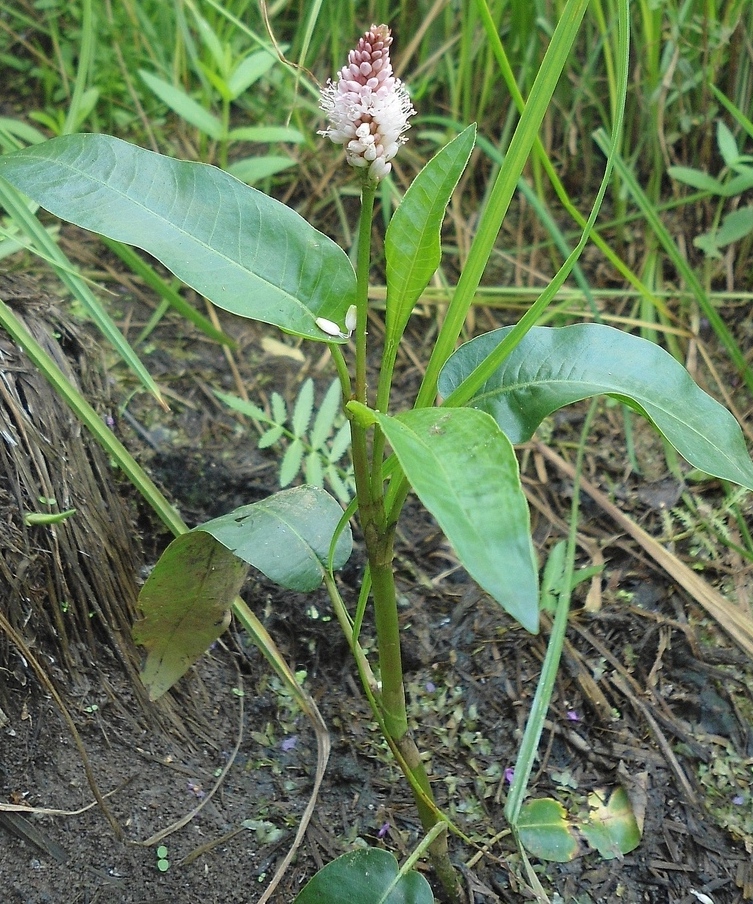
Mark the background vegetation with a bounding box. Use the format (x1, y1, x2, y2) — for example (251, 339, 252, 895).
(2, 0, 753, 349)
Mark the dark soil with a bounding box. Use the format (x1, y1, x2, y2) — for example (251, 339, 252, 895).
(1, 241, 753, 904)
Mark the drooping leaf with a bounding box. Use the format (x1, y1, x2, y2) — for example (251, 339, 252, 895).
(294, 848, 433, 904)
(197, 485, 352, 591)
(438, 324, 753, 490)
(580, 787, 641, 859)
(384, 125, 476, 350)
(0, 134, 356, 340)
(517, 798, 580, 862)
(133, 532, 247, 700)
(375, 407, 539, 633)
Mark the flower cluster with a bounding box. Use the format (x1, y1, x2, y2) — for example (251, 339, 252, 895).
(319, 24, 415, 183)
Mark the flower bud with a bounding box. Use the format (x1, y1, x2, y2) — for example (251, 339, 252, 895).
(319, 24, 415, 183)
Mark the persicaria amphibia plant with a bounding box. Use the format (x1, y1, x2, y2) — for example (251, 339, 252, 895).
(1, 7, 752, 902)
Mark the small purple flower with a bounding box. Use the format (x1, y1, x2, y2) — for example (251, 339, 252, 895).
(424, 681, 436, 693)
(732, 795, 744, 805)
(319, 24, 415, 183)
(504, 767, 515, 785)
(281, 735, 298, 752)
(377, 822, 390, 839)
(566, 710, 580, 722)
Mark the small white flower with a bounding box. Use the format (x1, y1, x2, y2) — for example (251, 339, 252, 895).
(319, 24, 415, 183)
(315, 316, 344, 337)
(315, 310, 356, 340)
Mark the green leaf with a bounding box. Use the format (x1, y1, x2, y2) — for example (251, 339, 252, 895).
(133, 532, 247, 700)
(714, 206, 753, 246)
(139, 70, 224, 139)
(259, 425, 285, 448)
(305, 450, 324, 488)
(694, 208, 753, 258)
(439, 324, 753, 491)
(193, 14, 226, 75)
(0, 116, 48, 147)
(721, 169, 753, 196)
(294, 848, 433, 904)
(384, 125, 476, 350)
(375, 408, 539, 632)
(667, 165, 726, 194)
(102, 237, 235, 346)
(326, 465, 351, 504)
(0, 134, 356, 340)
(227, 50, 277, 99)
(580, 787, 641, 859)
(228, 126, 304, 144)
(329, 421, 352, 462)
(517, 798, 580, 862)
(197, 485, 352, 591)
(201, 66, 233, 104)
(214, 390, 268, 423)
(292, 378, 314, 437)
(716, 120, 740, 168)
(271, 392, 288, 424)
(310, 379, 342, 450)
(280, 438, 305, 486)
(226, 155, 296, 185)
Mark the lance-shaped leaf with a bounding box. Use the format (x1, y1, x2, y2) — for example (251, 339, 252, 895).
(197, 485, 352, 591)
(438, 324, 753, 491)
(376, 408, 539, 633)
(133, 532, 247, 700)
(384, 125, 476, 349)
(294, 848, 433, 904)
(0, 134, 356, 340)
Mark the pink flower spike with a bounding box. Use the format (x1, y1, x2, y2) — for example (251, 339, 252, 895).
(320, 24, 415, 183)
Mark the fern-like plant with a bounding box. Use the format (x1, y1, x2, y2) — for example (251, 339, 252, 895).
(216, 378, 354, 502)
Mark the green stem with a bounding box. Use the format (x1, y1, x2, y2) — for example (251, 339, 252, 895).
(354, 181, 376, 405)
(350, 179, 377, 523)
(346, 179, 461, 901)
(329, 343, 352, 401)
(349, 177, 407, 739)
